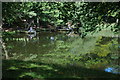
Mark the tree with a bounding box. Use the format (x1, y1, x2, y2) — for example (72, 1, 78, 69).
(2, 2, 120, 34)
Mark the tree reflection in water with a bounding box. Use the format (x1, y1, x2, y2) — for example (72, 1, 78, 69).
(2, 32, 120, 79)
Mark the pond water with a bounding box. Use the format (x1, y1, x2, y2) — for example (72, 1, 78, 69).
(2, 32, 120, 78)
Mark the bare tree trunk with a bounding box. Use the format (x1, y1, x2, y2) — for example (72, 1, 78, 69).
(0, 1, 9, 59)
(0, 39, 9, 59)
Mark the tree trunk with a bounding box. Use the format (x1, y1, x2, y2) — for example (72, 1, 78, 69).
(0, 39, 9, 59)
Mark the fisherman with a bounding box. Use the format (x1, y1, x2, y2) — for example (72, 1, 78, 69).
(66, 20, 73, 32)
(28, 27, 36, 34)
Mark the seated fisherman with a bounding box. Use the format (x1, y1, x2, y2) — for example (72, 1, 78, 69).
(66, 20, 73, 31)
(28, 27, 33, 32)
(28, 27, 36, 34)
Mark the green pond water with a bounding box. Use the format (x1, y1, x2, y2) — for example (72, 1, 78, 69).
(2, 32, 120, 79)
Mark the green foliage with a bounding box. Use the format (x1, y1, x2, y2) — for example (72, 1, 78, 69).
(3, 31, 16, 35)
(90, 37, 119, 58)
(3, 2, 120, 34)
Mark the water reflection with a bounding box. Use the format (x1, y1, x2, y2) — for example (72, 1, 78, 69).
(2, 32, 120, 75)
(3, 32, 58, 55)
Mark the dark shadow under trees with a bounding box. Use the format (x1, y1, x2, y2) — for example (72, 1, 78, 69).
(2, 59, 120, 80)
